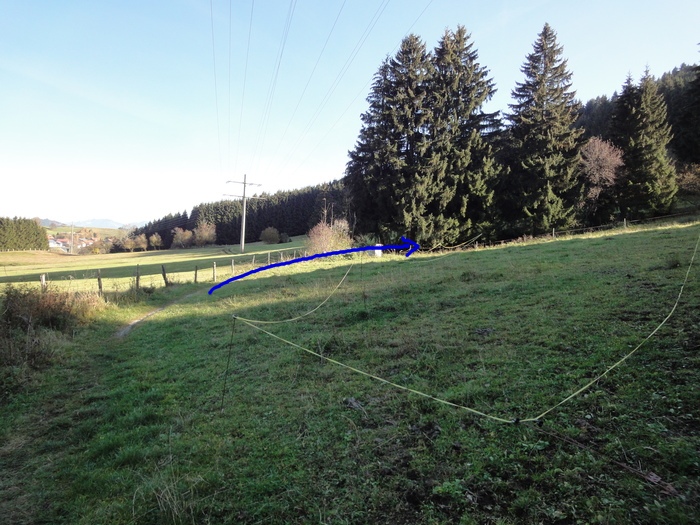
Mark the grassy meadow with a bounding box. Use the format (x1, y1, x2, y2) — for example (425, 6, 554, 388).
(0, 237, 307, 293)
(1, 222, 699, 524)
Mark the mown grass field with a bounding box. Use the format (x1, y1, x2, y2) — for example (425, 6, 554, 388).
(1, 221, 699, 524)
(0, 237, 307, 293)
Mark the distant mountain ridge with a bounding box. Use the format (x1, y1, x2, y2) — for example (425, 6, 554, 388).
(40, 218, 145, 229)
(74, 219, 124, 229)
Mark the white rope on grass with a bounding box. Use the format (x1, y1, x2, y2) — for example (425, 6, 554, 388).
(236, 316, 514, 424)
(232, 265, 353, 325)
(523, 226, 700, 423)
(230, 227, 699, 425)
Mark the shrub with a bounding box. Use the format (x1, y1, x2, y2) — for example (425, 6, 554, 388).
(1, 285, 103, 333)
(171, 227, 194, 249)
(149, 233, 163, 250)
(305, 220, 353, 255)
(260, 226, 280, 244)
(279, 232, 291, 243)
(194, 223, 217, 246)
(1, 285, 104, 394)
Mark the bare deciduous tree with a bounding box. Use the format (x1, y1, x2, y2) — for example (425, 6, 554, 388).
(171, 227, 194, 249)
(148, 232, 163, 250)
(193, 223, 216, 247)
(579, 137, 623, 223)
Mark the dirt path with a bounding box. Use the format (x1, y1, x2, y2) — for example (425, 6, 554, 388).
(114, 289, 204, 338)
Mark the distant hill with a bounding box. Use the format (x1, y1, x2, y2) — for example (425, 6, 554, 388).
(40, 219, 67, 228)
(74, 219, 125, 229)
(41, 218, 146, 230)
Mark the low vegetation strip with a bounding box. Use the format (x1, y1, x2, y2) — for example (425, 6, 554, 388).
(1, 222, 699, 524)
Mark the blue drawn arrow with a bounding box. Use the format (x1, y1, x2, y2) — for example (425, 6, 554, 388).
(208, 236, 419, 294)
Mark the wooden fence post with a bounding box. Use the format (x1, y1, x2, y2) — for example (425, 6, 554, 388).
(213, 262, 217, 282)
(194, 265, 198, 284)
(97, 269, 103, 296)
(40, 274, 47, 292)
(161, 265, 169, 287)
(136, 264, 140, 290)
(231, 258, 235, 275)
(268, 251, 271, 265)
(251, 254, 255, 266)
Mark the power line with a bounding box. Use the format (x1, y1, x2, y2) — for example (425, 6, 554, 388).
(287, 0, 436, 179)
(209, 0, 222, 170)
(226, 175, 263, 253)
(276, 0, 391, 175)
(234, 0, 255, 176)
(251, 0, 298, 174)
(227, 0, 233, 172)
(262, 0, 348, 176)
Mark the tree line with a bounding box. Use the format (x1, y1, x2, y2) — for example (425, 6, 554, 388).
(0, 217, 49, 251)
(345, 23, 697, 247)
(133, 23, 698, 252)
(133, 182, 348, 250)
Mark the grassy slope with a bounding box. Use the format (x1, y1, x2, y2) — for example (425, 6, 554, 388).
(0, 238, 307, 291)
(1, 223, 699, 524)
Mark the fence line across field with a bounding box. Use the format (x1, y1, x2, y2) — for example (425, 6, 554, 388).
(35, 247, 308, 294)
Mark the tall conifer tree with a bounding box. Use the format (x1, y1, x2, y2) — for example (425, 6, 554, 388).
(501, 23, 583, 236)
(428, 26, 500, 243)
(611, 71, 677, 217)
(675, 61, 700, 164)
(346, 31, 500, 246)
(346, 35, 437, 244)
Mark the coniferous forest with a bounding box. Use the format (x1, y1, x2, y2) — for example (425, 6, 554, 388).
(136, 23, 699, 251)
(0, 217, 49, 251)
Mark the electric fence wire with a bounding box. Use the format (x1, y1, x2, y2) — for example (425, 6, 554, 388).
(522, 225, 700, 423)
(231, 264, 354, 324)
(231, 227, 700, 425)
(236, 316, 515, 424)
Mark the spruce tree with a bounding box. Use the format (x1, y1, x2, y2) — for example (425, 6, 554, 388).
(429, 26, 500, 243)
(346, 35, 437, 245)
(501, 23, 583, 236)
(675, 62, 700, 164)
(611, 71, 677, 217)
(345, 60, 397, 236)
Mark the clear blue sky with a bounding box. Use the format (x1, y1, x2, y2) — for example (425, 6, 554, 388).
(1, 0, 698, 226)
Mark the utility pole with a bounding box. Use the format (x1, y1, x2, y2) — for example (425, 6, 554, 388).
(226, 175, 263, 253)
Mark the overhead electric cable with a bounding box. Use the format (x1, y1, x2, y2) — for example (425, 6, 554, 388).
(284, 0, 435, 179)
(262, 0, 348, 176)
(251, 0, 298, 173)
(209, 0, 222, 170)
(234, 0, 255, 175)
(276, 0, 391, 174)
(227, 0, 233, 172)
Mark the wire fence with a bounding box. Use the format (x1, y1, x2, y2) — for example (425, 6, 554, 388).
(446, 211, 700, 252)
(10, 247, 308, 295)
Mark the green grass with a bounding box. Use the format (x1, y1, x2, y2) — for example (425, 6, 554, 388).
(0, 237, 307, 292)
(1, 222, 699, 524)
